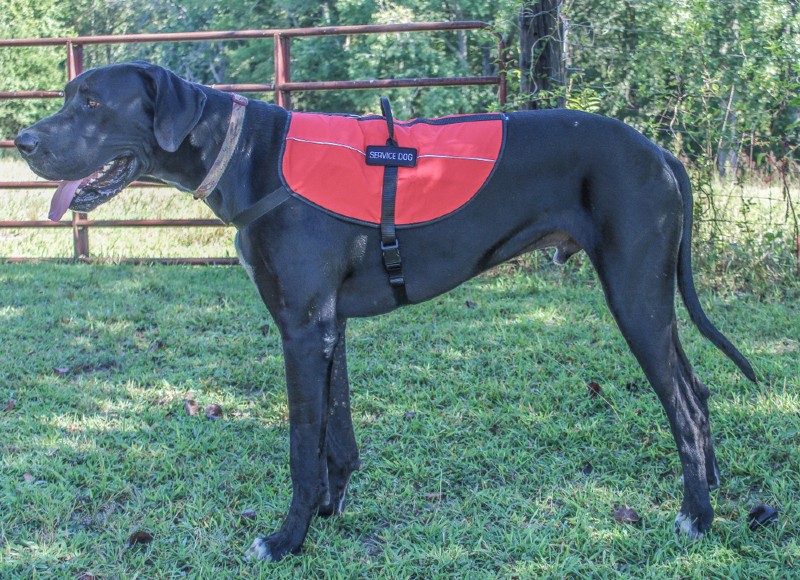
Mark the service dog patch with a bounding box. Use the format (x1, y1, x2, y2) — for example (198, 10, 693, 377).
(365, 145, 418, 167)
(281, 111, 506, 226)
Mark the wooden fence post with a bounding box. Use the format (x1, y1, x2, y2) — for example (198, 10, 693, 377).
(519, 1, 566, 109)
(67, 41, 90, 258)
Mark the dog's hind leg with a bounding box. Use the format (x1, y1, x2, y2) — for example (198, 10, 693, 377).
(589, 208, 717, 539)
(318, 321, 361, 517)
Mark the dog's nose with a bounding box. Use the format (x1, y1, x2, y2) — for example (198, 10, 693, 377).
(14, 130, 40, 156)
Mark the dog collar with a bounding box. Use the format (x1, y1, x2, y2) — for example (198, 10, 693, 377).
(194, 93, 249, 200)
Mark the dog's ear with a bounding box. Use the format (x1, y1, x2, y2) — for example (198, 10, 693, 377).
(140, 65, 207, 152)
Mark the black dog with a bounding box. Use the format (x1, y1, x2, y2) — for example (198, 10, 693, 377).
(15, 62, 755, 562)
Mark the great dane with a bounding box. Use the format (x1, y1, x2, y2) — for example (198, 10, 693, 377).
(15, 62, 755, 561)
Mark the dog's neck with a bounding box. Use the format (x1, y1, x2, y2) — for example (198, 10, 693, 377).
(151, 89, 288, 226)
(197, 97, 288, 226)
(193, 93, 249, 201)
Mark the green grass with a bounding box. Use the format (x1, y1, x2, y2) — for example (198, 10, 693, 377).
(0, 259, 797, 578)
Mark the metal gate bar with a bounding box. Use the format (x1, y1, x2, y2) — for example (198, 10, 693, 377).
(0, 21, 508, 263)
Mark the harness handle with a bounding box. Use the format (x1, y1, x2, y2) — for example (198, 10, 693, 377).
(376, 97, 407, 303)
(380, 97, 396, 146)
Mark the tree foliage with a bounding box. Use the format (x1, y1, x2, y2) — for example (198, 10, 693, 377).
(558, 0, 799, 173)
(1, 0, 797, 172)
(0, 0, 74, 130)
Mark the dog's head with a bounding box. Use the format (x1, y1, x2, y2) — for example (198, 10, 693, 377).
(15, 62, 207, 219)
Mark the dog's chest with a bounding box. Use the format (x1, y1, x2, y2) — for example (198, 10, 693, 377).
(280, 111, 506, 226)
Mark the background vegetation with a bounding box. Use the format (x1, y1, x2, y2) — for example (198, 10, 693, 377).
(1, 0, 798, 269)
(1, 0, 798, 156)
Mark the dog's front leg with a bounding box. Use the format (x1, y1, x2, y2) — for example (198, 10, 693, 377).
(247, 319, 339, 562)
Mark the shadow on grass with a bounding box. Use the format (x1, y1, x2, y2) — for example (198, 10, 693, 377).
(0, 260, 797, 577)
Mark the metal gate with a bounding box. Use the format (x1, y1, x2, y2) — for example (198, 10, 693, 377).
(0, 22, 507, 263)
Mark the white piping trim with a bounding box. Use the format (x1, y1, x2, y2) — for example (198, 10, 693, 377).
(286, 137, 498, 164)
(418, 153, 496, 163)
(286, 137, 366, 156)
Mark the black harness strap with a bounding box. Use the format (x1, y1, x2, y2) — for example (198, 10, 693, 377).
(376, 97, 409, 303)
(380, 163, 403, 287)
(236, 99, 415, 304)
(231, 185, 291, 230)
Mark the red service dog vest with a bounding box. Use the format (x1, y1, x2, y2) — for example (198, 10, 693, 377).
(281, 111, 506, 226)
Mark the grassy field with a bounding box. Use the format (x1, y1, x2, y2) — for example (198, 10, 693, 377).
(1, 161, 799, 577)
(0, 158, 234, 260)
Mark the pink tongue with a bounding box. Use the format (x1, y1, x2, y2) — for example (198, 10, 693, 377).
(49, 180, 81, 221)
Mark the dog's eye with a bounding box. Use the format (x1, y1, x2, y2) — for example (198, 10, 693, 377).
(84, 99, 100, 109)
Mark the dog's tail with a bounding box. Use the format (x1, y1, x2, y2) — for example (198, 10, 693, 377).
(664, 151, 757, 383)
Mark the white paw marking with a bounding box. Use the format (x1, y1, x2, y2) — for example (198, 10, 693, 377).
(336, 473, 352, 514)
(245, 537, 272, 561)
(337, 488, 347, 514)
(710, 462, 721, 488)
(674, 512, 704, 540)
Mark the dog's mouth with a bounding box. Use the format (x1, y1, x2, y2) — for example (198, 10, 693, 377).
(49, 156, 138, 221)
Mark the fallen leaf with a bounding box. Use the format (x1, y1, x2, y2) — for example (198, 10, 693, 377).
(613, 506, 641, 524)
(23, 472, 34, 483)
(54, 367, 70, 377)
(424, 492, 447, 501)
(3, 399, 16, 412)
(184, 399, 199, 416)
(125, 530, 154, 549)
(587, 382, 602, 397)
(748, 504, 778, 531)
(204, 403, 223, 420)
(77, 574, 96, 580)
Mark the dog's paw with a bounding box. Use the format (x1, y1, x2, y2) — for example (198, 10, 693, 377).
(674, 512, 705, 540)
(245, 537, 273, 562)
